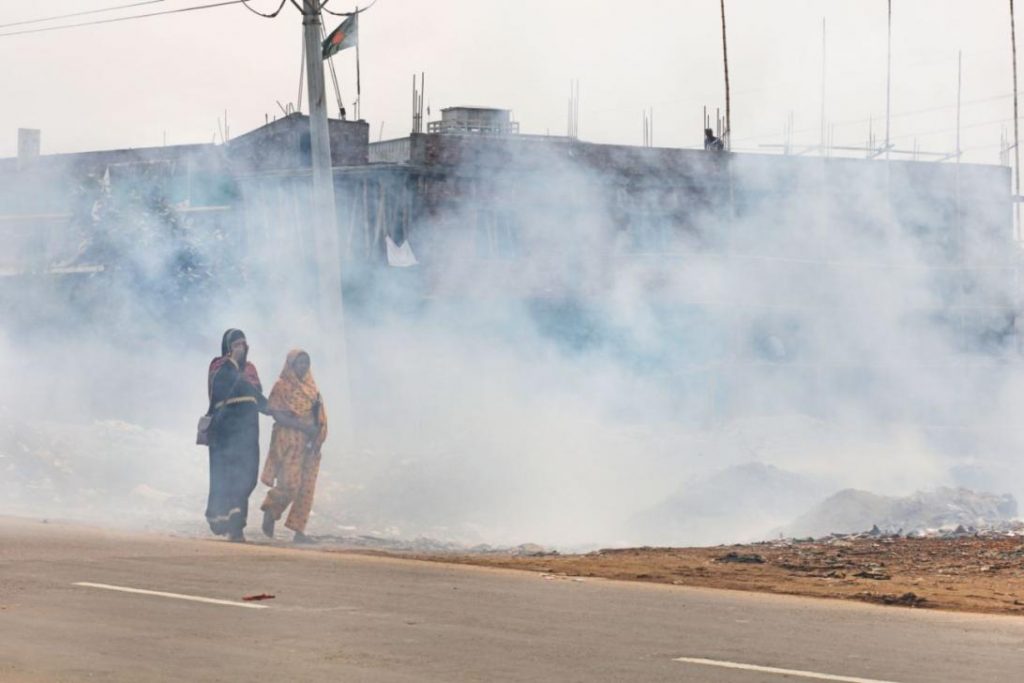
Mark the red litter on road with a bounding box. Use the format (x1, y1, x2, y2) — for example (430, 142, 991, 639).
(242, 594, 275, 601)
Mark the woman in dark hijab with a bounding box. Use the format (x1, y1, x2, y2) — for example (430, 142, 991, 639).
(205, 328, 271, 542)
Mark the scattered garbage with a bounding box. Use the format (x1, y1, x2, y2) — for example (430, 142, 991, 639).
(864, 592, 926, 608)
(853, 565, 890, 580)
(716, 551, 766, 564)
(541, 574, 584, 582)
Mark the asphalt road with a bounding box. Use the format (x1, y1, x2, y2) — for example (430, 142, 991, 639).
(2, 516, 1023, 682)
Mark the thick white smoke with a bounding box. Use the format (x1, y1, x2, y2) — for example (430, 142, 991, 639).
(0, 139, 1019, 549)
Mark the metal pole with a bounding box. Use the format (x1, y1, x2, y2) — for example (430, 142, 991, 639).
(296, 32, 305, 113)
(574, 80, 580, 139)
(956, 49, 962, 161)
(885, 0, 892, 160)
(1012, 0, 1021, 240)
(355, 11, 362, 121)
(302, 0, 351, 440)
(720, 0, 731, 150)
(820, 17, 826, 155)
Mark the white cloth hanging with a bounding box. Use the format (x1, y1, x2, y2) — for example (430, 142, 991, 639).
(385, 235, 418, 268)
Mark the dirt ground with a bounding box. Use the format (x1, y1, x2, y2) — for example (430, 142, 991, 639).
(407, 534, 1024, 616)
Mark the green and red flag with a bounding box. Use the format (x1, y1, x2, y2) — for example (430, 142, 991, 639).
(322, 13, 357, 59)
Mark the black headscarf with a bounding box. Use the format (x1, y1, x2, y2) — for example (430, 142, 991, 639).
(221, 328, 247, 359)
(209, 328, 260, 396)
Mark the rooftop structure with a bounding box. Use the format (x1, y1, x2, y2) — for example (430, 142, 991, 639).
(427, 107, 519, 136)
(228, 113, 369, 170)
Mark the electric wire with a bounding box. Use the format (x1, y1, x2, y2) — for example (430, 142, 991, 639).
(239, 0, 288, 18)
(0, 0, 165, 30)
(321, 0, 376, 18)
(0, 0, 247, 38)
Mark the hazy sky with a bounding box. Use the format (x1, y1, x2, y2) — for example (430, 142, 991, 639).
(0, 1, 1017, 164)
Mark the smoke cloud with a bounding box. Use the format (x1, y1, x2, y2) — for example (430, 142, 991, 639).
(0, 137, 1019, 550)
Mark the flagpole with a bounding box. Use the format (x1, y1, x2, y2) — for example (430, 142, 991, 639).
(720, 0, 731, 150)
(355, 9, 362, 120)
(885, 0, 892, 161)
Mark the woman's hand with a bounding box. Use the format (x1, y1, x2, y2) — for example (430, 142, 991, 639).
(269, 410, 316, 436)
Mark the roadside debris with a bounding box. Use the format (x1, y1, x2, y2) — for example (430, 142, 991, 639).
(863, 592, 927, 608)
(853, 565, 890, 581)
(541, 574, 585, 582)
(887, 592, 926, 607)
(242, 593, 275, 601)
(716, 552, 766, 564)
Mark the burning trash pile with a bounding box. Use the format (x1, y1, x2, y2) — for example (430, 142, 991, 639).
(780, 487, 1020, 539)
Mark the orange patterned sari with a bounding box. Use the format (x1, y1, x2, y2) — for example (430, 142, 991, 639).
(259, 350, 328, 533)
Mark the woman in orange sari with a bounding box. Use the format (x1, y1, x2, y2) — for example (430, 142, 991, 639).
(259, 350, 328, 543)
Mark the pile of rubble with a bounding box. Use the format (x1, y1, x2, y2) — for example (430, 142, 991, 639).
(782, 487, 1019, 539)
(785, 521, 1024, 543)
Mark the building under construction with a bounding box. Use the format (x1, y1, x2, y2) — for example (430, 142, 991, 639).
(0, 107, 1014, 322)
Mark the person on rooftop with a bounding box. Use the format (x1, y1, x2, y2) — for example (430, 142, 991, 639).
(704, 128, 725, 151)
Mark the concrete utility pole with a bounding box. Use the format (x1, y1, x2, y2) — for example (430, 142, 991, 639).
(1012, 0, 1021, 241)
(301, 0, 351, 439)
(303, 0, 343, 313)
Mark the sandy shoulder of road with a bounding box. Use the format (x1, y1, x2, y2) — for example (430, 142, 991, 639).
(401, 536, 1024, 616)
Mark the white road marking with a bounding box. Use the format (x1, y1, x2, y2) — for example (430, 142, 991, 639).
(73, 582, 269, 609)
(673, 657, 902, 683)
